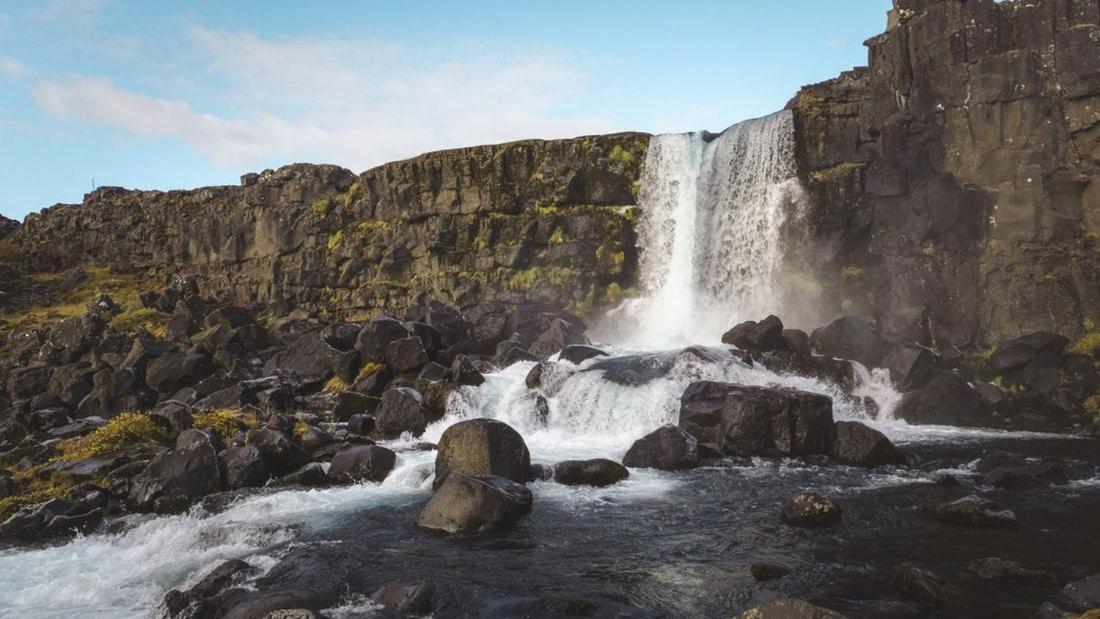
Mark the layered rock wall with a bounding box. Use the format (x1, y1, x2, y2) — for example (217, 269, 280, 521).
(791, 0, 1100, 349)
(15, 134, 648, 318)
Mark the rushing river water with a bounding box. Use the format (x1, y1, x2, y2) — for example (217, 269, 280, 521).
(1, 349, 1097, 617)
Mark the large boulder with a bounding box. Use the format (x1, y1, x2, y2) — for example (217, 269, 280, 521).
(416, 473, 532, 535)
(145, 352, 214, 394)
(679, 382, 834, 457)
(328, 445, 396, 483)
(244, 428, 312, 476)
(894, 371, 984, 426)
(129, 434, 222, 513)
(721, 315, 784, 352)
(892, 564, 958, 609)
(263, 331, 345, 388)
(988, 332, 1069, 375)
(384, 336, 430, 374)
(355, 318, 411, 363)
(434, 418, 530, 489)
(375, 387, 432, 438)
(830, 421, 905, 466)
(527, 318, 589, 360)
(219, 445, 271, 489)
(621, 425, 698, 470)
(370, 582, 435, 616)
(552, 459, 629, 487)
(810, 315, 890, 368)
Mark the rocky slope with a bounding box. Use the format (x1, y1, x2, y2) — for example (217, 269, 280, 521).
(791, 0, 1100, 350)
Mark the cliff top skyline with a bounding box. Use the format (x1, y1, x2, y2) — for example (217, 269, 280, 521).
(0, 0, 889, 220)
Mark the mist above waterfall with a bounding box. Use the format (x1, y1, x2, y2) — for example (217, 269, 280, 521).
(597, 110, 821, 347)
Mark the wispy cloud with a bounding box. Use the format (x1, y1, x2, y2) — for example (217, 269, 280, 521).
(0, 57, 25, 77)
(824, 37, 847, 49)
(29, 0, 110, 21)
(30, 28, 609, 172)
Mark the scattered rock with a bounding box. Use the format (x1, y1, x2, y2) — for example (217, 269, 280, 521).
(559, 344, 608, 365)
(553, 459, 629, 487)
(722, 315, 784, 352)
(370, 582, 434, 615)
(129, 435, 222, 513)
(327, 445, 396, 483)
(830, 421, 905, 467)
(417, 473, 532, 535)
(621, 425, 698, 470)
(968, 557, 1057, 587)
(892, 564, 957, 608)
(220, 445, 271, 489)
(375, 387, 432, 438)
(750, 562, 793, 582)
(929, 495, 1019, 529)
(781, 492, 842, 527)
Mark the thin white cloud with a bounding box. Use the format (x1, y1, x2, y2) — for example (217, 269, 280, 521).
(30, 28, 610, 172)
(824, 37, 847, 49)
(29, 0, 110, 21)
(0, 57, 25, 77)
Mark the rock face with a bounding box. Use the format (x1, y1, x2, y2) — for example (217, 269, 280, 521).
(791, 0, 1100, 348)
(15, 135, 647, 319)
(416, 473, 533, 535)
(679, 382, 834, 457)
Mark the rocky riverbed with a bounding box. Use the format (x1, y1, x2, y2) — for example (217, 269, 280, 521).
(0, 274, 1097, 617)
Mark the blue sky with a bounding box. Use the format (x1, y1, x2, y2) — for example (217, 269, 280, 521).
(0, 0, 891, 220)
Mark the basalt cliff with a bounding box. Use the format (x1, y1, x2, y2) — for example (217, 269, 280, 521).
(3, 0, 1099, 350)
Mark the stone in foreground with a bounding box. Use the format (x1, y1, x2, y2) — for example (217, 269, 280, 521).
(622, 424, 699, 470)
(433, 418, 530, 489)
(781, 492, 842, 527)
(679, 382, 833, 457)
(417, 473, 532, 535)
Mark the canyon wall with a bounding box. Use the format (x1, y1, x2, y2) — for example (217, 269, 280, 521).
(791, 0, 1100, 349)
(13, 135, 648, 319)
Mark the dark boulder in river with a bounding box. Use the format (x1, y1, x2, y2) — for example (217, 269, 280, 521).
(417, 473, 532, 535)
(721, 315, 785, 352)
(434, 418, 530, 489)
(929, 495, 1019, 529)
(553, 458, 629, 487)
(830, 421, 905, 467)
(894, 370, 985, 426)
(622, 424, 698, 470)
(327, 445, 396, 483)
(129, 431, 222, 513)
(679, 382, 834, 458)
(810, 315, 890, 369)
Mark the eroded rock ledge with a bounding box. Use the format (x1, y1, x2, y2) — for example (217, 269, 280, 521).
(13, 134, 649, 320)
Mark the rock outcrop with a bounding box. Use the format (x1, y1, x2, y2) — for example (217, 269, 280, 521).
(790, 0, 1100, 349)
(14, 135, 647, 320)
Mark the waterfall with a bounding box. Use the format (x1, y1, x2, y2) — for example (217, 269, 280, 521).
(601, 110, 811, 346)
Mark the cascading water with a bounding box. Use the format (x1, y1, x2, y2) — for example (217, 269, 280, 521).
(600, 110, 811, 346)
